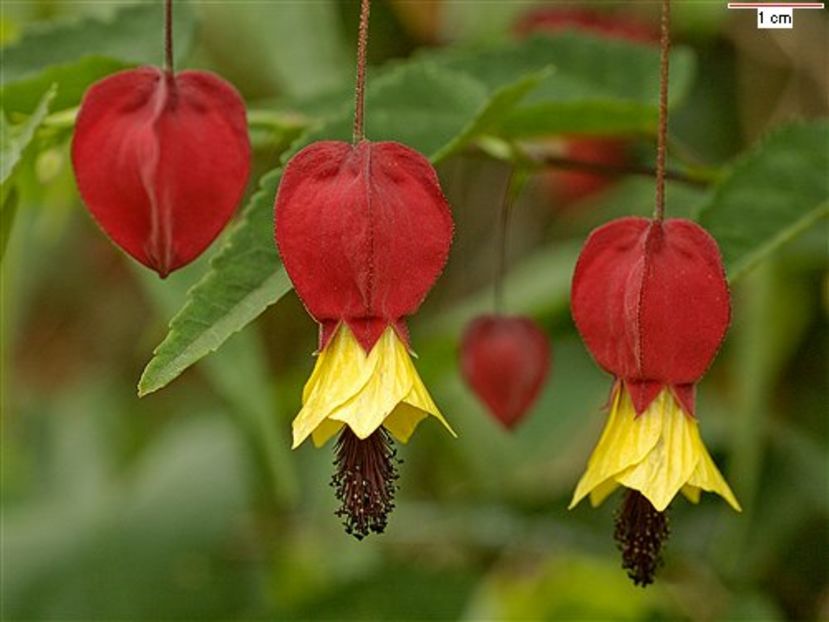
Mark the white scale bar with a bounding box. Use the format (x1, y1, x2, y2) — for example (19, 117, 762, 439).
(727, 2, 824, 29)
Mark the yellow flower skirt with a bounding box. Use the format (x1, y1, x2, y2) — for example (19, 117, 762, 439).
(570, 384, 741, 512)
(292, 323, 455, 448)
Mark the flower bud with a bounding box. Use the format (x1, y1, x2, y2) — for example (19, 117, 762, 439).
(460, 315, 551, 429)
(72, 67, 250, 277)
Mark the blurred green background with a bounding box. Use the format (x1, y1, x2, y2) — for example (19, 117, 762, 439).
(2, 1, 827, 620)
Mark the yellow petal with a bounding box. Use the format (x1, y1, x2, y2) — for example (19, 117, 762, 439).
(292, 324, 450, 448)
(681, 485, 701, 504)
(569, 387, 663, 509)
(310, 419, 344, 448)
(615, 391, 699, 512)
(292, 324, 375, 448)
(327, 328, 414, 439)
(686, 430, 742, 511)
(569, 385, 741, 513)
(384, 403, 428, 444)
(589, 478, 621, 507)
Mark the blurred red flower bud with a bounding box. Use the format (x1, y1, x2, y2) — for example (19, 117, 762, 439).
(275, 140, 453, 352)
(72, 67, 250, 277)
(460, 315, 552, 429)
(514, 7, 658, 44)
(555, 138, 629, 205)
(571, 217, 730, 415)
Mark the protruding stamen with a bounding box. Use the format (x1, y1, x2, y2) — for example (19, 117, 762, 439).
(331, 427, 399, 540)
(614, 489, 670, 587)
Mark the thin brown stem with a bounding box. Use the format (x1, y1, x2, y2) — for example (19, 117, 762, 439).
(654, 0, 671, 221)
(164, 0, 174, 74)
(353, 0, 371, 144)
(494, 170, 516, 313)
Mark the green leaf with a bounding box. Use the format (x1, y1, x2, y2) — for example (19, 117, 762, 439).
(1, 188, 18, 262)
(429, 33, 696, 136)
(1, 84, 56, 187)
(296, 62, 490, 155)
(1, 3, 196, 113)
(697, 121, 829, 280)
(137, 169, 291, 397)
(1, 85, 56, 262)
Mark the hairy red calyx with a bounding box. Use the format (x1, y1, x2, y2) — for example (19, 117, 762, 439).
(72, 67, 250, 277)
(571, 217, 730, 415)
(460, 315, 552, 429)
(275, 140, 453, 352)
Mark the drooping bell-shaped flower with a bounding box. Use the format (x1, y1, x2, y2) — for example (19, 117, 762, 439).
(275, 139, 454, 538)
(72, 67, 250, 277)
(460, 315, 551, 429)
(569, 216, 740, 584)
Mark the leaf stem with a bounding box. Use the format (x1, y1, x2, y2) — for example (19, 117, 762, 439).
(353, 0, 371, 144)
(654, 0, 671, 221)
(164, 0, 174, 74)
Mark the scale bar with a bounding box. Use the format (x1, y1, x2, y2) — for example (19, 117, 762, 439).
(727, 2, 824, 8)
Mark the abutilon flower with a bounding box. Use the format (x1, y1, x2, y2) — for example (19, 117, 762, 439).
(460, 315, 551, 429)
(570, 216, 740, 585)
(72, 67, 250, 277)
(275, 139, 454, 538)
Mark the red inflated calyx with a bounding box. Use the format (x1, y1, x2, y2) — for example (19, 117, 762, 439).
(72, 67, 250, 277)
(571, 217, 730, 416)
(275, 140, 453, 352)
(460, 315, 551, 429)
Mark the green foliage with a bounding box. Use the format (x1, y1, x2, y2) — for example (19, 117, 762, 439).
(2, 397, 256, 620)
(1, 86, 55, 262)
(0, 85, 55, 187)
(1, 3, 195, 113)
(698, 120, 829, 279)
(430, 33, 696, 136)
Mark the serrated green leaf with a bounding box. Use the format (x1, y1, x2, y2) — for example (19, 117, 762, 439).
(1, 84, 56, 186)
(697, 121, 829, 280)
(429, 33, 695, 136)
(1, 3, 196, 114)
(138, 169, 290, 397)
(296, 62, 490, 154)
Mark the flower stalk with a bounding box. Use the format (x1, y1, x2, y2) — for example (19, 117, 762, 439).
(353, 0, 371, 143)
(164, 0, 174, 74)
(654, 0, 671, 221)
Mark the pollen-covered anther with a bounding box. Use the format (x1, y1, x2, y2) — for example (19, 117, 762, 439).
(614, 489, 670, 587)
(331, 427, 400, 540)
